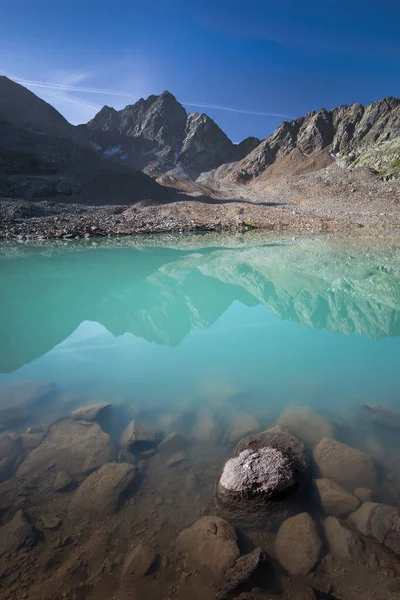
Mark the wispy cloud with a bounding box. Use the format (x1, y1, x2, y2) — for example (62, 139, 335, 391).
(10, 76, 293, 119)
(182, 101, 294, 118)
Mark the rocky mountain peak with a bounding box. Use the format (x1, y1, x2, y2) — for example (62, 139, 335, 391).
(232, 96, 400, 182)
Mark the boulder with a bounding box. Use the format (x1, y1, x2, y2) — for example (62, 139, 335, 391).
(354, 487, 372, 503)
(274, 513, 321, 575)
(324, 516, 363, 562)
(217, 547, 265, 599)
(314, 478, 360, 516)
(278, 407, 334, 448)
(54, 470, 75, 492)
(0, 510, 38, 556)
(216, 428, 308, 529)
(120, 420, 157, 451)
(313, 438, 377, 491)
(348, 502, 380, 535)
(226, 414, 261, 444)
(158, 432, 189, 459)
(122, 543, 158, 579)
(69, 462, 135, 518)
(175, 516, 240, 577)
(235, 427, 308, 474)
(17, 418, 116, 480)
(72, 402, 111, 422)
(349, 502, 400, 556)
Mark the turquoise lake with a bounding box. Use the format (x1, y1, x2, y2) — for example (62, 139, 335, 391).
(1, 233, 400, 600)
(0, 233, 399, 431)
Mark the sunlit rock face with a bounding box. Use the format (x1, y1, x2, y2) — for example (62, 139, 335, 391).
(232, 97, 400, 181)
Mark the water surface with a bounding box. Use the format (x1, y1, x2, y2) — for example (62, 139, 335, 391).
(1, 233, 400, 599)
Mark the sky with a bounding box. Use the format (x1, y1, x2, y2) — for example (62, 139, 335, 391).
(1, 0, 399, 142)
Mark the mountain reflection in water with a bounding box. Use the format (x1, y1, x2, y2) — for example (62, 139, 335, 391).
(1, 236, 400, 375)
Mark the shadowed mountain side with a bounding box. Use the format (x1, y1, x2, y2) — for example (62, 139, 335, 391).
(1, 239, 400, 373)
(0, 120, 172, 205)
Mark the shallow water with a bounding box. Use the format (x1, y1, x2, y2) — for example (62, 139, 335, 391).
(1, 233, 400, 599)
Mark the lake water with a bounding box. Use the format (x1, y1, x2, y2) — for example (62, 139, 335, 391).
(1, 233, 400, 599)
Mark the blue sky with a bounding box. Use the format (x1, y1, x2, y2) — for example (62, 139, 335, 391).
(1, 0, 399, 141)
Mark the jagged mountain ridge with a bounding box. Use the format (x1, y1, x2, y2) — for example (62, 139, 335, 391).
(86, 90, 261, 176)
(231, 97, 400, 182)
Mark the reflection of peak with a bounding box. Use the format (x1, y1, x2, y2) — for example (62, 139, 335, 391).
(1, 239, 400, 373)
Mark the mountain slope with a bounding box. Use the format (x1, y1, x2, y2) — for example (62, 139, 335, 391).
(0, 76, 85, 142)
(231, 97, 400, 183)
(86, 91, 260, 176)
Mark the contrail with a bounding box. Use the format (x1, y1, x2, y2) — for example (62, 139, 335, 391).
(11, 76, 293, 119)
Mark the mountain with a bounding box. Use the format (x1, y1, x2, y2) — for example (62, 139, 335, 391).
(0, 76, 84, 142)
(0, 77, 172, 204)
(231, 97, 400, 183)
(86, 91, 260, 176)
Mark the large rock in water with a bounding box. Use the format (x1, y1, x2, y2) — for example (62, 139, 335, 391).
(323, 516, 363, 562)
(120, 419, 157, 452)
(274, 513, 321, 575)
(278, 407, 334, 449)
(314, 478, 360, 517)
(349, 502, 400, 556)
(175, 516, 240, 578)
(216, 428, 308, 529)
(69, 462, 135, 518)
(17, 418, 116, 480)
(71, 402, 111, 422)
(313, 438, 377, 491)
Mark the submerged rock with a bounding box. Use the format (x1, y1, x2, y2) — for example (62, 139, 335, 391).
(278, 406, 334, 448)
(0, 509, 38, 556)
(120, 419, 157, 451)
(363, 404, 400, 429)
(158, 432, 189, 459)
(274, 512, 321, 575)
(69, 462, 136, 518)
(216, 428, 308, 529)
(175, 516, 240, 577)
(217, 547, 265, 599)
(54, 470, 75, 492)
(354, 487, 372, 503)
(313, 438, 377, 491)
(72, 402, 111, 422)
(40, 514, 61, 530)
(314, 478, 360, 516)
(226, 414, 261, 444)
(283, 580, 317, 600)
(349, 502, 400, 556)
(165, 451, 187, 467)
(17, 418, 116, 480)
(122, 543, 158, 579)
(324, 516, 363, 562)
